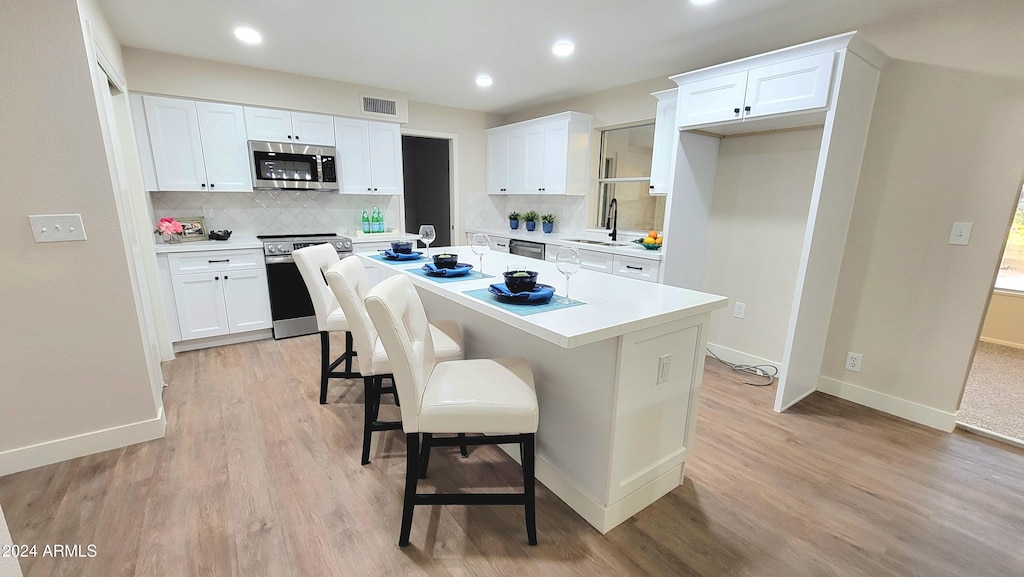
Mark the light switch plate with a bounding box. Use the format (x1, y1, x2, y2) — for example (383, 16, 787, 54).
(28, 214, 87, 243)
(949, 222, 972, 246)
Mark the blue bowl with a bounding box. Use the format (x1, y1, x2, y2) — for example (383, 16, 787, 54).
(391, 241, 414, 254)
(433, 253, 459, 269)
(503, 270, 538, 293)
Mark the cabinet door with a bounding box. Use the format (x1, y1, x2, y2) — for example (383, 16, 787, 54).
(221, 267, 272, 333)
(291, 112, 335, 146)
(144, 95, 207, 191)
(541, 120, 569, 194)
(487, 132, 509, 194)
(334, 117, 373, 193)
(578, 249, 614, 274)
(524, 124, 546, 193)
(244, 106, 293, 142)
(489, 235, 510, 253)
(613, 254, 661, 283)
(677, 70, 747, 129)
(744, 52, 835, 119)
(367, 121, 403, 195)
(196, 101, 252, 192)
(649, 95, 678, 196)
(171, 272, 229, 340)
(505, 131, 527, 194)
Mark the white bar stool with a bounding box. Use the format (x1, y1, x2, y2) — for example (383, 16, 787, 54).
(364, 274, 539, 547)
(323, 256, 465, 465)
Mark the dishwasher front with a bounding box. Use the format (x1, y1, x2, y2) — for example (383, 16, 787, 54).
(508, 239, 545, 261)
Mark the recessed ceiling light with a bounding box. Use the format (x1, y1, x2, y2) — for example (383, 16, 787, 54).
(476, 75, 493, 87)
(234, 27, 262, 44)
(552, 40, 575, 57)
(690, 0, 718, 5)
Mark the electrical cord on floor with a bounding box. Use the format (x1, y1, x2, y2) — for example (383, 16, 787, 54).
(705, 348, 778, 387)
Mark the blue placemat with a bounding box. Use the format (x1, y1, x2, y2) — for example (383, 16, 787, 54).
(367, 253, 428, 265)
(407, 267, 495, 283)
(462, 288, 585, 316)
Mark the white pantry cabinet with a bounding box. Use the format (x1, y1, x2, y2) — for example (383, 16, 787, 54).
(142, 95, 252, 192)
(334, 118, 404, 195)
(486, 112, 592, 195)
(167, 249, 271, 341)
(676, 51, 835, 130)
(243, 106, 335, 146)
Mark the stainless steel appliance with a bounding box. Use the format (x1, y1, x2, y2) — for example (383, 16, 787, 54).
(509, 239, 545, 260)
(259, 233, 353, 339)
(249, 141, 338, 190)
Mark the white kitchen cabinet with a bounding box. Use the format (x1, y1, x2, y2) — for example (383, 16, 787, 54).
(578, 248, 614, 274)
(676, 51, 835, 130)
(167, 250, 271, 341)
(613, 254, 661, 283)
(244, 106, 335, 146)
(649, 90, 678, 196)
(488, 235, 510, 253)
(143, 95, 252, 192)
(486, 112, 592, 195)
(334, 118, 404, 195)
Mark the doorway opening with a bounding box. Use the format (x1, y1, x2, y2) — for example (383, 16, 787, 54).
(402, 135, 452, 247)
(958, 182, 1024, 448)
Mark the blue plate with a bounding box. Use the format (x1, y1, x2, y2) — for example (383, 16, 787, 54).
(382, 250, 424, 260)
(488, 283, 555, 304)
(422, 263, 474, 277)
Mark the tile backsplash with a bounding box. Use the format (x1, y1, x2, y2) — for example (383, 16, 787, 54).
(150, 191, 402, 236)
(464, 193, 589, 233)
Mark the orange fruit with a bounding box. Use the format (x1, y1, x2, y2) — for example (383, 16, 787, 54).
(648, 230, 659, 239)
(655, 237, 663, 244)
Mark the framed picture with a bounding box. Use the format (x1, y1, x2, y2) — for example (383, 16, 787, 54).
(178, 216, 208, 242)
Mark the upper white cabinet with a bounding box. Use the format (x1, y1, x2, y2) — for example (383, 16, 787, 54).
(486, 112, 592, 195)
(143, 95, 252, 192)
(676, 51, 836, 130)
(649, 90, 678, 196)
(244, 106, 335, 146)
(334, 118, 403, 195)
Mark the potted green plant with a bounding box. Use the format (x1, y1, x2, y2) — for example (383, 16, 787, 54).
(541, 214, 555, 233)
(523, 210, 539, 232)
(508, 211, 521, 230)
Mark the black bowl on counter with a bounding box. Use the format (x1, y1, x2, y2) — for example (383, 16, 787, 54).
(432, 253, 459, 269)
(391, 241, 414, 254)
(503, 270, 538, 293)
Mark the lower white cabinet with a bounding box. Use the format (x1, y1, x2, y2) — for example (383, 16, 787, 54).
(578, 249, 614, 274)
(613, 254, 661, 283)
(166, 250, 271, 341)
(488, 235, 510, 253)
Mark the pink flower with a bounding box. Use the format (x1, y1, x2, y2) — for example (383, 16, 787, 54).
(155, 218, 184, 235)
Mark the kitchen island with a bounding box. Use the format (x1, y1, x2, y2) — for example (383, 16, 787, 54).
(357, 247, 727, 533)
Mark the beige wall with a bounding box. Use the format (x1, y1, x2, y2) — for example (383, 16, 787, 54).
(0, 0, 160, 461)
(822, 60, 1024, 413)
(980, 292, 1024, 349)
(704, 128, 823, 364)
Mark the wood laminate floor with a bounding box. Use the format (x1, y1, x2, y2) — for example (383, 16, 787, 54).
(2, 334, 1023, 576)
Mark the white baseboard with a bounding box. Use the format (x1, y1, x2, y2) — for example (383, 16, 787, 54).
(173, 329, 272, 353)
(0, 407, 166, 477)
(705, 342, 781, 372)
(978, 337, 1024, 351)
(817, 376, 957, 432)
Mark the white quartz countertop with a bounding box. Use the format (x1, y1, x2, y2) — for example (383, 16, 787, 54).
(154, 236, 263, 253)
(358, 246, 724, 348)
(465, 227, 664, 261)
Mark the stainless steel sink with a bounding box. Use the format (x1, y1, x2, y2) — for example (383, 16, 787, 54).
(563, 238, 629, 247)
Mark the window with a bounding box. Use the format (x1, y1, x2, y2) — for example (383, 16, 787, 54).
(995, 185, 1024, 292)
(594, 124, 665, 232)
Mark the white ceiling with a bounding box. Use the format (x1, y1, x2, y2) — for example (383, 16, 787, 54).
(96, 0, 968, 115)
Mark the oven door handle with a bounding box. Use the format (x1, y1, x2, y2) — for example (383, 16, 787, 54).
(265, 255, 295, 264)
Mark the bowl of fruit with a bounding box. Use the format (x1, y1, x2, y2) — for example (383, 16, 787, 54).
(503, 270, 538, 293)
(634, 230, 664, 250)
(432, 253, 459, 269)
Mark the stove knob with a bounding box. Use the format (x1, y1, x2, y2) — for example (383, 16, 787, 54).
(267, 245, 276, 253)
(277, 244, 285, 253)
(343, 240, 351, 250)
(335, 241, 343, 250)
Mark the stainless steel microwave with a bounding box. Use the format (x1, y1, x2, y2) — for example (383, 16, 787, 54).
(248, 141, 338, 190)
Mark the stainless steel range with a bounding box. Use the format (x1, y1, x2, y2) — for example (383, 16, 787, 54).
(258, 233, 353, 339)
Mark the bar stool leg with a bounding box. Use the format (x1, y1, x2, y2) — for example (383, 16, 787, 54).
(344, 331, 355, 374)
(361, 376, 376, 466)
(319, 332, 330, 404)
(523, 433, 537, 546)
(399, 433, 420, 547)
(418, 433, 433, 479)
(458, 433, 469, 458)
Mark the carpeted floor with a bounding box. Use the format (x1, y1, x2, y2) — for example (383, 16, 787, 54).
(958, 341, 1024, 441)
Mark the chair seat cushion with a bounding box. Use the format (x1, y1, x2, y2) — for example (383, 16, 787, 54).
(368, 320, 465, 375)
(324, 306, 349, 332)
(417, 357, 538, 434)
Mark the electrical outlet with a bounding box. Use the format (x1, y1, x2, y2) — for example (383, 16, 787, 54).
(733, 302, 746, 319)
(28, 214, 88, 243)
(845, 352, 862, 372)
(202, 205, 214, 219)
(657, 354, 671, 384)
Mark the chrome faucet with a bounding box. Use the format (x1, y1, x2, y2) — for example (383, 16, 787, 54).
(607, 198, 618, 241)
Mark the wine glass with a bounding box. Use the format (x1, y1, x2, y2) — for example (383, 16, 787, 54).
(470, 233, 490, 276)
(418, 224, 436, 257)
(555, 247, 581, 304)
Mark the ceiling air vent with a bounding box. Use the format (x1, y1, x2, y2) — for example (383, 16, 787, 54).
(362, 95, 398, 118)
